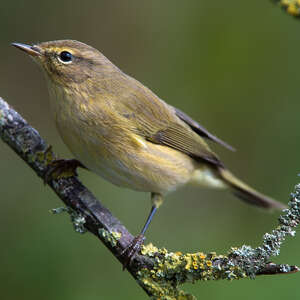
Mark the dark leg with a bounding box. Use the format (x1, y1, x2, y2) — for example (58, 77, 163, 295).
(141, 205, 158, 235)
(121, 193, 163, 269)
(44, 158, 87, 183)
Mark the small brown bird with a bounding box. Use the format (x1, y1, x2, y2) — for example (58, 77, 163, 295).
(12, 40, 285, 264)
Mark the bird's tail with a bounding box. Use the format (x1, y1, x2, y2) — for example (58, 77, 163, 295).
(218, 167, 286, 210)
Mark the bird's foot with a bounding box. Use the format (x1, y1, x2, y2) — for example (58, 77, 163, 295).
(44, 159, 84, 184)
(120, 234, 145, 270)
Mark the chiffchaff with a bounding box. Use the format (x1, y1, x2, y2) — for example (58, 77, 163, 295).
(12, 40, 286, 264)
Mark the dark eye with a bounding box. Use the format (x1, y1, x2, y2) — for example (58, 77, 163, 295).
(59, 51, 73, 63)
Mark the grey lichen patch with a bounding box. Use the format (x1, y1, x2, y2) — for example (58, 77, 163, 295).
(50, 206, 87, 234)
(228, 187, 300, 278)
(0, 109, 6, 126)
(230, 246, 265, 279)
(50, 207, 69, 214)
(98, 228, 121, 248)
(0, 103, 10, 126)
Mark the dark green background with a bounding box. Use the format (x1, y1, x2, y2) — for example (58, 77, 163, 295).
(0, 1, 299, 299)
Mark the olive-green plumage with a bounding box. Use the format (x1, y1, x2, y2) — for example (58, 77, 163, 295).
(12, 40, 286, 243)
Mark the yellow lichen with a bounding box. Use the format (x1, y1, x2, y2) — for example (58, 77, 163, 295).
(137, 244, 248, 299)
(35, 146, 55, 165)
(141, 243, 160, 256)
(206, 260, 212, 267)
(279, 0, 300, 16)
(287, 4, 299, 15)
(185, 256, 192, 270)
(111, 231, 122, 241)
(199, 253, 206, 259)
(98, 228, 121, 248)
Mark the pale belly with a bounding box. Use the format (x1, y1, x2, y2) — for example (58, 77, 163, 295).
(56, 117, 197, 194)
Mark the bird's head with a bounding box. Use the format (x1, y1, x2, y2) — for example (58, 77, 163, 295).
(12, 40, 117, 87)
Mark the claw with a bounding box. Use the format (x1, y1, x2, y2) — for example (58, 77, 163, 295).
(120, 234, 145, 270)
(44, 159, 85, 184)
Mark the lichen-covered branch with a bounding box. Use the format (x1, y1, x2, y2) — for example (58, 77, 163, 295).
(272, 0, 300, 17)
(0, 97, 298, 300)
(0, 97, 154, 295)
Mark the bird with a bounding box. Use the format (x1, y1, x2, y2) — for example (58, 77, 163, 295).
(12, 40, 286, 266)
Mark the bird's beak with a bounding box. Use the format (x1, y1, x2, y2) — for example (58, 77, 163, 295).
(11, 43, 42, 57)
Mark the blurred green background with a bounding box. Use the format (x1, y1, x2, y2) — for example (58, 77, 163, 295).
(0, 1, 299, 299)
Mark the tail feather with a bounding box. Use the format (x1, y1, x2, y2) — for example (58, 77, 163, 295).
(218, 168, 286, 210)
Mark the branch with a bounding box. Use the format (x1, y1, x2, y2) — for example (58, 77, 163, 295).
(0, 97, 299, 300)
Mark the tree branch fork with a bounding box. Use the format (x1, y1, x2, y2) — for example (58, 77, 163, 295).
(0, 97, 298, 300)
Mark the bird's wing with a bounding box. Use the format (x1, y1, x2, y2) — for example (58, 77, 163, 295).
(112, 74, 224, 167)
(173, 107, 235, 151)
(144, 120, 224, 167)
(115, 92, 222, 167)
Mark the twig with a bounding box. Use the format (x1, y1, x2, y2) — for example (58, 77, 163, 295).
(0, 97, 298, 300)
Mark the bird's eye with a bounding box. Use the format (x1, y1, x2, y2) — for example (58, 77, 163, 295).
(58, 51, 73, 63)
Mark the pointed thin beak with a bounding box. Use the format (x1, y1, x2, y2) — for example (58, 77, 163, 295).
(11, 43, 42, 57)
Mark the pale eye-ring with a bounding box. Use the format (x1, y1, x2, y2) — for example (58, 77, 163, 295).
(58, 51, 73, 64)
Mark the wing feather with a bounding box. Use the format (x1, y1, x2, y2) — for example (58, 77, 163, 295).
(112, 74, 225, 167)
(174, 107, 235, 151)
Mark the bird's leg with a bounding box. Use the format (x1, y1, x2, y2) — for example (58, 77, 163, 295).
(121, 193, 163, 269)
(44, 158, 87, 183)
